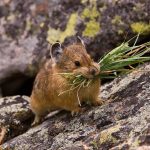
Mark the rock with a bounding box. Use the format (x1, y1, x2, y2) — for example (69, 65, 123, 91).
(0, 0, 150, 148)
(1, 62, 150, 149)
(0, 0, 150, 96)
(0, 95, 33, 144)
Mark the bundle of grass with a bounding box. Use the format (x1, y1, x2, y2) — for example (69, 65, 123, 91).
(99, 41, 150, 79)
(57, 39, 150, 106)
(60, 40, 150, 88)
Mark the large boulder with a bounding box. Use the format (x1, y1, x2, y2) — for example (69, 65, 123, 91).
(0, 62, 150, 149)
(0, 0, 150, 149)
(0, 0, 150, 84)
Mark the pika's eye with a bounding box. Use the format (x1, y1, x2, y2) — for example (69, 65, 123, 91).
(74, 61, 81, 67)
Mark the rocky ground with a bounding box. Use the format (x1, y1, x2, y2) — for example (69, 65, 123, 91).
(0, 62, 150, 149)
(0, 0, 150, 98)
(0, 0, 150, 149)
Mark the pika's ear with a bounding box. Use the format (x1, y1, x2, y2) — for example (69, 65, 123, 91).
(76, 36, 85, 47)
(51, 42, 63, 61)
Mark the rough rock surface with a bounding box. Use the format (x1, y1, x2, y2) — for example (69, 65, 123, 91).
(0, 95, 33, 144)
(0, 0, 150, 86)
(0, 62, 150, 149)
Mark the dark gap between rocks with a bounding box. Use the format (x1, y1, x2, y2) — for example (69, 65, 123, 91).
(0, 73, 35, 97)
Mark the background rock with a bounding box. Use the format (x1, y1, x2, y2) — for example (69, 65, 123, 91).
(1, 63, 150, 149)
(0, 0, 150, 96)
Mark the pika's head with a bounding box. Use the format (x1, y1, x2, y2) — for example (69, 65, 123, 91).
(51, 37, 100, 79)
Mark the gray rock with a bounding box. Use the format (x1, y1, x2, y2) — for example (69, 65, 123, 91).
(0, 95, 33, 144)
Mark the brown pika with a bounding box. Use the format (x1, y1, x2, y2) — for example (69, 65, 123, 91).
(30, 37, 102, 125)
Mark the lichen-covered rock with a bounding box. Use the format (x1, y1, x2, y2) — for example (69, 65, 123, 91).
(0, 95, 33, 144)
(0, 0, 150, 86)
(1, 63, 150, 149)
(0, 0, 150, 97)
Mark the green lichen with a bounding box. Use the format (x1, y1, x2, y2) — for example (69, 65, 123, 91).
(83, 20, 100, 37)
(131, 22, 150, 35)
(47, 13, 77, 43)
(81, 2, 100, 37)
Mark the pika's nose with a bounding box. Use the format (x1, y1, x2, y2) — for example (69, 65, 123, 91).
(90, 68, 96, 75)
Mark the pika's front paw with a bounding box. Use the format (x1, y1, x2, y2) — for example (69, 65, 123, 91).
(31, 115, 43, 127)
(71, 107, 86, 116)
(92, 98, 105, 106)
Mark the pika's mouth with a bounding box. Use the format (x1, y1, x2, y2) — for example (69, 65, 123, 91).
(75, 71, 99, 79)
(81, 73, 99, 79)
(73, 64, 100, 79)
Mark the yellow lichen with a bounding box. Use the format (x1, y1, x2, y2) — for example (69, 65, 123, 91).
(131, 22, 150, 35)
(81, 0, 88, 4)
(81, 6, 99, 19)
(60, 13, 77, 42)
(81, 1, 100, 37)
(133, 3, 144, 12)
(111, 15, 123, 25)
(7, 14, 15, 22)
(91, 140, 98, 149)
(47, 13, 77, 43)
(118, 29, 124, 35)
(26, 20, 32, 31)
(47, 28, 62, 43)
(83, 20, 100, 37)
(112, 0, 120, 5)
(40, 22, 45, 28)
(128, 131, 140, 148)
(99, 124, 121, 144)
(99, 5, 107, 12)
(81, 0, 96, 4)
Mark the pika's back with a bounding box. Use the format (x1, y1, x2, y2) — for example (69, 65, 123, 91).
(32, 60, 53, 96)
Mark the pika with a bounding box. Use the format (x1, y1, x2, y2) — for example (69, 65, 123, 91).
(30, 37, 102, 125)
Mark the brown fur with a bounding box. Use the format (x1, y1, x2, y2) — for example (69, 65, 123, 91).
(30, 42, 102, 125)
